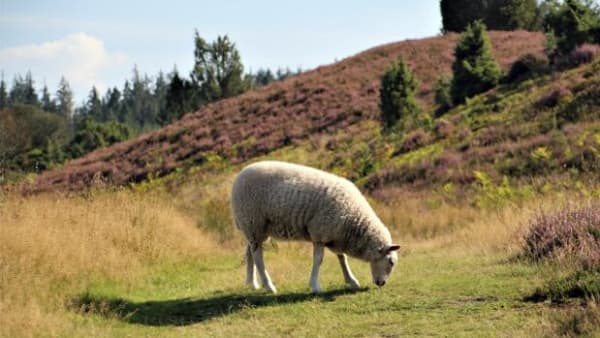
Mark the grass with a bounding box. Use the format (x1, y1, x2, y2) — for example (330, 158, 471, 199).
(2, 186, 598, 337)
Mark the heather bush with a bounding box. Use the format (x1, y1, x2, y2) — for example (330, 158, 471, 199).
(553, 43, 600, 69)
(505, 53, 550, 83)
(433, 119, 454, 139)
(523, 203, 600, 269)
(396, 128, 431, 154)
(536, 85, 572, 110)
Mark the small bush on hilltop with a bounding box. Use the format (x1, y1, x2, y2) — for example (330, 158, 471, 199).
(379, 58, 420, 131)
(451, 21, 502, 105)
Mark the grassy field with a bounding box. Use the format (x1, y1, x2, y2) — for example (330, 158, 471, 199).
(1, 186, 597, 337)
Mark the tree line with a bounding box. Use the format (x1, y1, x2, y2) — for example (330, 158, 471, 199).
(0, 32, 301, 180)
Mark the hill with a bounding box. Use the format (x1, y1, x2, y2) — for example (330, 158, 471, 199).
(26, 31, 544, 193)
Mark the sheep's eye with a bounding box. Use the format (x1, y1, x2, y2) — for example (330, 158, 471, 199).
(388, 257, 395, 266)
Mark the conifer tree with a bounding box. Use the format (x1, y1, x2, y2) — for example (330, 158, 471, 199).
(379, 59, 420, 131)
(451, 21, 502, 104)
(56, 76, 74, 120)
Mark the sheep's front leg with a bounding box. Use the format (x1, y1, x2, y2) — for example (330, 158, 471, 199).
(245, 244, 259, 289)
(251, 244, 277, 293)
(337, 254, 360, 289)
(310, 243, 324, 293)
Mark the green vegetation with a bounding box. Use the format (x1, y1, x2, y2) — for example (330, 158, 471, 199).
(543, 0, 600, 54)
(3, 185, 597, 337)
(451, 21, 502, 105)
(379, 59, 420, 131)
(440, 0, 541, 33)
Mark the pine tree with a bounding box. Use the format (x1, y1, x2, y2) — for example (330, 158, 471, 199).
(451, 21, 502, 105)
(192, 32, 247, 102)
(163, 69, 195, 124)
(84, 86, 103, 121)
(23, 71, 39, 106)
(101, 87, 121, 122)
(0, 75, 7, 110)
(379, 59, 420, 131)
(440, 0, 540, 32)
(154, 71, 169, 125)
(40, 84, 57, 113)
(543, 0, 600, 54)
(56, 76, 74, 120)
(129, 67, 157, 131)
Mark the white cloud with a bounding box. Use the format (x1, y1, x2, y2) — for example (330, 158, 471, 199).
(0, 33, 129, 103)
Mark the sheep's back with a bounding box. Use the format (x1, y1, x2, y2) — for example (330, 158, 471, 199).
(231, 161, 356, 241)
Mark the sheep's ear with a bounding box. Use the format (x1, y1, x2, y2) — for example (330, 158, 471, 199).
(387, 244, 401, 252)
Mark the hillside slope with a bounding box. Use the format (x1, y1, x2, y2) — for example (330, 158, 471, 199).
(27, 31, 544, 192)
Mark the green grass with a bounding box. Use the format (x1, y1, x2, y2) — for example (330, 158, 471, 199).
(62, 245, 567, 337)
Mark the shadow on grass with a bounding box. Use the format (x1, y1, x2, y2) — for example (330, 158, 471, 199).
(71, 287, 368, 326)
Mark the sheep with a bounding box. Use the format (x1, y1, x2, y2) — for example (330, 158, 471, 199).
(231, 160, 400, 294)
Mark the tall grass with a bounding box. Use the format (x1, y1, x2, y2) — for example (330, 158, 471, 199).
(0, 189, 217, 337)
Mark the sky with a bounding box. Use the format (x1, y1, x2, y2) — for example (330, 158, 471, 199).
(0, 0, 442, 104)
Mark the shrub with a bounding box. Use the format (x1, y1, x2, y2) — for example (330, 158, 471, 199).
(554, 43, 600, 69)
(434, 76, 453, 116)
(396, 129, 431, 154)
(505, 53, 550, 83)
(543, 0, 600, 55)
(523, 203, 600, 269)
(536, 85, 572, 110)
(433, 119, 454, 139)
(451, 21, 502, 105)
(379, 58, 420, 131)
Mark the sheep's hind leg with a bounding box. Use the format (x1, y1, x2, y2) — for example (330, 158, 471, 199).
(310, 243, 324, 293)
(245, 244, 260, 289)
(337, 254, 360, 289)
(251, 243, 277, 293)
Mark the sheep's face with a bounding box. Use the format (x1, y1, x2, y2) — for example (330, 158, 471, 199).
(370, 244, 400, 287)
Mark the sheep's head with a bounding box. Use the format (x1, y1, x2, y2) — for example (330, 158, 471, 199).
(370, 244, 400, 287)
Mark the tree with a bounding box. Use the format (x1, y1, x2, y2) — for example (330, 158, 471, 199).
(434, 76, 453, 115)
(101, 87, 121, 122)
(441, 0, 486, 33)
(128, 67, 158, 131)
(67, 118, 133, 158)
(162, 69, 196, 124)
(9, 72, 39, 107)
(40, 84, 57, 113)
(379, 59, 420, 131)
(440, 0, 540, 32)
(0, 76, 7, 110)
(154, 71, 169, 126)
(56, 76, 74, 120)
(543, 0, 600, 54)
(191, 32, 247, 102)
(451, 21, 502, 104)
(83, 86, 102, 121)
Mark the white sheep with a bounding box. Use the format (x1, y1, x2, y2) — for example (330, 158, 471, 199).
(231, 160, 400, 293)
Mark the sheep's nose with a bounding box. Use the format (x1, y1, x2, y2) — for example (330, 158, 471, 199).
(375, 279, 386, 287)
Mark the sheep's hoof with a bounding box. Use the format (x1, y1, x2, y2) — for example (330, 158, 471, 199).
(247, 282, 260, 290)
(311, 287, 322, 294)
(265, 284, 277, 294)
(347, 279, 361, 289)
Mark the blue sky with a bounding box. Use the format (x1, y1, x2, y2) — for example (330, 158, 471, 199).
(0, 0, 441, 103)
